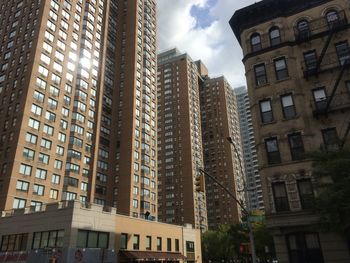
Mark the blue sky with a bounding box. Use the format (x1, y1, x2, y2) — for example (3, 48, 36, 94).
(190, 0, 218, 29)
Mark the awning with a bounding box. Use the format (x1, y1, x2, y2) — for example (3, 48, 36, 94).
(119, 250, 186, 261)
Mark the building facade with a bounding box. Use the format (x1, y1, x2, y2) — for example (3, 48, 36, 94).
(231, 0, 350, 262)
(0, 0, 158, 220)
(157, 49, 207, 230)
(234, 87, 264, 211)
(0, 200, 202, 263)
(200, 77, 244, 228)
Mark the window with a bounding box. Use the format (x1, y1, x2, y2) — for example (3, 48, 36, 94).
(296, 20, 310, 40)
(259, 99, 273, 123)
(272, 182, 289, 212)
(269, 27, 281, 46)
(167, 238, 172, 251)
(326, 10, 339, 27)
(23, 148, 35, 160)
(77, 230, 109, 248)
(35, 168, 47, 180)
(322, 128, 339, 151)
(157, 237, 162, 251)
(186, 241, 195, 252)
(146, 236, 151, 250)
(31, 104, 42, 116)
(312, 88, 327, 111)
(335, 41, 350, 66)
(50, 189, 59, 200)
(175, 239, 179, 252)
(52, 174, 60, 184)
(281, 94, 296, 119)
(16, 180, 29, 192)
(28, 118, 40, 130)
(19, 164, 32, 176)
(303, 50, 317, 70)
(254, 63, 267, 86)
(288, 133, 305, 160)
(265, 137, 281, 164)
(26, 133, 37, 144)
(133, 235, 140, 250)
(33, 184, 45, 196)
(287, 232, 323, 263)
(41, 138, 52, 149)
(13, 198, 26, 209)
(274, 57, 288, 80)
(297, 179, 314, 209)
(0, 233, 28, 252)
(32, 230, 64, 249)
(250, 33, 262, 52)
(120, 233, 128, 249)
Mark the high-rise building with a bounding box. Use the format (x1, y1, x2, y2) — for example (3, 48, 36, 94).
(157, 49, 207, 230)
(234, 87, 264, 211)
(231, 0, 350, 261)
(200, 77, 245, 228)
(0, 0, 158, 220)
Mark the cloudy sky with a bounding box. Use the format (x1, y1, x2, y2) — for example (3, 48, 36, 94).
(157, 0, 258, 88)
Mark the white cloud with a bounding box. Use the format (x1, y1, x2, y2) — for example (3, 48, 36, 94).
(157, 0, 258, 88)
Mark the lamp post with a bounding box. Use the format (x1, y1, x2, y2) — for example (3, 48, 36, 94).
(226, 136, 257, 263)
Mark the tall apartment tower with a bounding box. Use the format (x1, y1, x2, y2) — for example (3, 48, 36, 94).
(231, 0, 350, 262)
(234, 87, 264, 211)
(0, 0, 158, 220)
(200, 76, 245, 228)
(157, 49, 207, 230)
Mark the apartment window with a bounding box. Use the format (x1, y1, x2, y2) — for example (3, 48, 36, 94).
(52, 174, 60, 184)
(250, 33, 262, 52)
(265, 137, 281, 164)
(23, 148, 35, 160)
(335, 41, 350, 66)
(120, 233, 128, 249)
(77, 230, 108, 249)
(33, 184, 45, 196)
(26, 133, 37, 144)
(41, 138, 52, 150)
(175, 239, 180, 252)
(19, 164, 32, 176)
(269, 26, 281, 46)
(254, 63, 267, 86)
(303, 50, 317, 70)
(259, 99, 273, 123)
(287, 232, 323, 263)
(50, 189, 58, 200)
(28, 118, 40, 130)
(0, 233, 28, 252)
(281, 94, 296, 119)
(35, 168, 47, 180)
(13, 198, 26, 209)
(133, 235, 140, 250)
(288, 133, 305, 160)
(186, 241, 195, 252)
(312, 88, 327, 111)
(32, 230, 64, 249)
(272, 182, 289, 212)
(16, 180, 29, 192)
(326, 9, 339, 27)
(167, 238, 172, 251)
(274, 57, 288, 80)
(297, 179, 314, 209)
(31, 104, 42, 116)
(146, 236, 152, 250)
(322, 128, 339, 151)
(157, 237, 162, 251)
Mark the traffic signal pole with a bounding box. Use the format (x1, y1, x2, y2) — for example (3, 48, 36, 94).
(197, 168, 257, 263)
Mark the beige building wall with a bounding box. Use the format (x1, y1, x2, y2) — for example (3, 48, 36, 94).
(231, 0, 350, 262)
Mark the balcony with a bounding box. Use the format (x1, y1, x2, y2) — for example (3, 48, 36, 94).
(294, 10, 348, 42)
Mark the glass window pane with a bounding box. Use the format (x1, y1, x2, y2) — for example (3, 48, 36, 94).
(87, 232, 98, 248)
(282, 95, 293, 107)
(77, 231, 87, 248)
(98, 233, 108, 248)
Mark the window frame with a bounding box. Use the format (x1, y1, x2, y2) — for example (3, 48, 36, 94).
(288, 132, 305, 160)
(254, 63, 268, 86)
(272, 182, 290, 212)
(274, 57, 289, 80)
(259, 99, 274, 123)
(250, 33, 262, 52)
(269, 26, 281, 46)
(265, 137, 281, 164)
(281, 94, 296, 119)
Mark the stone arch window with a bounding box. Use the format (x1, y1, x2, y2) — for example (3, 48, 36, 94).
(250, 33, 262, 52)
(296, 19, 310, 40)
(325, 9, 339, 29)
(269, 26, 281, 46)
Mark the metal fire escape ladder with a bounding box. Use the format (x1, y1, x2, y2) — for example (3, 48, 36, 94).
(340, 122, 350, 150)
(314, 30, 335, 73)
(324, 60, 349, 112)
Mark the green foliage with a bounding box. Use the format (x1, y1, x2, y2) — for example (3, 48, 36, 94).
(311, 150, 350, 235)
(201, 222, 275, 262)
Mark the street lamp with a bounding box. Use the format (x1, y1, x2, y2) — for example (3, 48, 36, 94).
(226, 136, 257, 263)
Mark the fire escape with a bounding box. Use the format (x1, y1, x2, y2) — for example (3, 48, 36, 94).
(295, 9, 350, 148)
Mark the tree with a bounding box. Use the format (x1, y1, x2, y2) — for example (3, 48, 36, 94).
(312, 150, 350, 236)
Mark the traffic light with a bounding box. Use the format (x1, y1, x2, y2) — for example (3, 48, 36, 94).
(194, 174, 205, 192)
